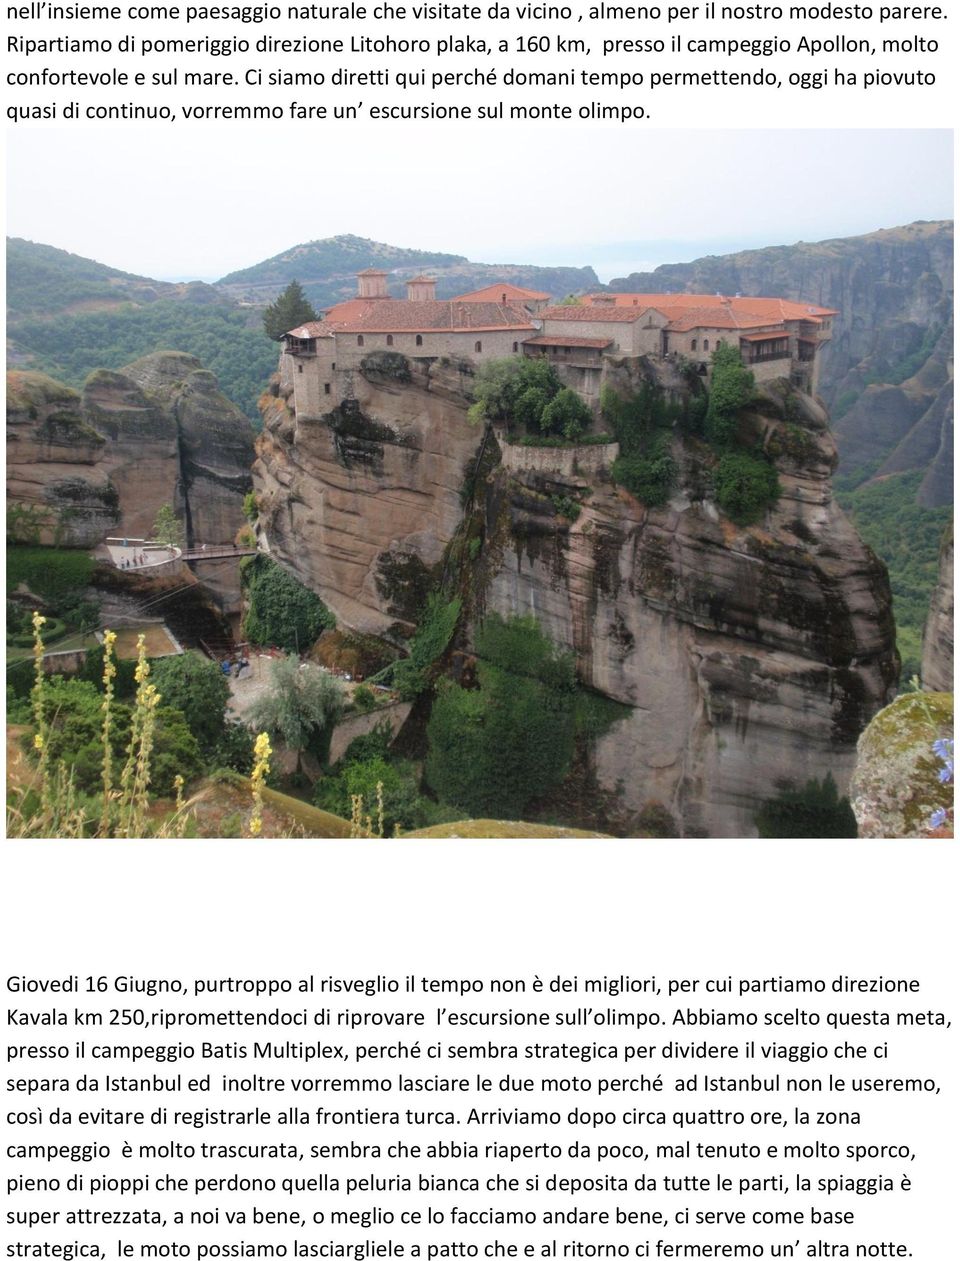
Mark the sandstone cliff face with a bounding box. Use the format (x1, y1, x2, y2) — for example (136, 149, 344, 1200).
(254, 354, 899, 837)
(255, 358, 483, 635)
(7, 355, 254, 608)
(921, 526, 954, 692)
(609, 221, 954, 505)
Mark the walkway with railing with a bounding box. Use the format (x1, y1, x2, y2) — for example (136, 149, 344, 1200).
(105, 537, 256, 570)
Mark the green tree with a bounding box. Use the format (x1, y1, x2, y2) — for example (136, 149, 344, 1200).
(263, 280, 318, 341)
(713, 451, 780, 525)
(705, 342, 755, 445)
(151, 654, 230, 754)
(611, 435, 677, 507)
(468, 357, 560, 428)
(248, 656, 345, 772)
(756, 775, 858, 838)
(424, 614, 577, 819)
(242, 555, 335, 652)
(540, 387, 592, 441)
(31, 676, 202, 797)
(152, 504, 185, 548)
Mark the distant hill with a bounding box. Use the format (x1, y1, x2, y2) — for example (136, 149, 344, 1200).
(7, 237, 222, 320)
(218, 233, 469, 288)
(606, 220, 954, 508)
(216, 232, 599, 309)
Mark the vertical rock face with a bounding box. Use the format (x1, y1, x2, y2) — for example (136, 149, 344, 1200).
(921, 526, 954, 692)
(254, 358, 483, 634)
(6, 355, 255, 609)
(254, 353, 899, 836)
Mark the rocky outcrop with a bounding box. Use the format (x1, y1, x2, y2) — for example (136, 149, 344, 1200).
(255, 354, 899, 837)
(7, 355, 254, 609)
(255, 358, 483, 635)
(608, 221, 954, 505)
(7, 372, 121, 546)
(850, 692, 953, 837)
(921, 526, 954, 691)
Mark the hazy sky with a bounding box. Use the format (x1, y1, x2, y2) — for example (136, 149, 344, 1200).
(6, 128, 953, 282)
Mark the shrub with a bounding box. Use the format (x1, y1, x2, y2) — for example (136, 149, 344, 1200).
(424, 614, 578, 819)
(611, 434, 677, 507)
(242, 555, 335, 652)
(351, 684, 378, 713)
(6, 546, 95, 607)
(314, 755, 422, 837)
(242, 492, 259, 522)
(8, 616, 67, 647)
(705, 343, 755, 445)
(756, 775, 858, 838)
(714, 451, 780, 525)
(602, 381, 679, 452)
(78, 646, 139, 699)
(394, 593, 462, 699)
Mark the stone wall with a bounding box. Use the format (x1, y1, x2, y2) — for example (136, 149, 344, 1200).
(498, 436, 619, 478)
(328, 699, 413, 765)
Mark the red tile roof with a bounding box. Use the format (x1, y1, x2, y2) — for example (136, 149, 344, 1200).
(357, 267, 388, 276)
(453, 282, 552, 302)
(586, 292, 838, 320)
(287, 300, 535, 337)
(540, 304, 654, 323)
(741, 330, 792, 342)
(524, 335, 613, 349)
(286, 321, 333, 339)
(665, 305, 783, 332)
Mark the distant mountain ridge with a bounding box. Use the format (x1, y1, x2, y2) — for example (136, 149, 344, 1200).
(215, 232, 599, 309)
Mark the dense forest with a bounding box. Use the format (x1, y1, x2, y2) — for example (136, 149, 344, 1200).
(10, 302, 277, 423)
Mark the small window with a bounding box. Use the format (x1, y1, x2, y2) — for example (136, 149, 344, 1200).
(297, 364, 303, 374)
(501, 293, 507, 303)
(386, 335, 394, 346)
(703, 339, 710, 351)
(513, 342, 518, 353)
(357, 335, 364, 346)
(475, 341, 482, 353)
(324, 383, 331, 395)
(331, 363, 336, 370)
(564, 346, 570, 354)
(691, 339, 697, 351)
(415, 334, 423, 347)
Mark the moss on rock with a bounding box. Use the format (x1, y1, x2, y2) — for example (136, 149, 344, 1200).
(850, 691, 953, 837)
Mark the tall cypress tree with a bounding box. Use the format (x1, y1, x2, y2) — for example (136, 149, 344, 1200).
(263, 280, 318, 341)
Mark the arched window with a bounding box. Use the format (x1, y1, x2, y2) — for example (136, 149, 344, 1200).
(386, 335, 394, 346)
(513, 342, 518, 353)
(475, 341, 482, 353)
(357, 335, 364, 346)
(501, 293, 507, 303)
(703, 339, 710, 351)
(691, 339, 697, 351)
(415, 334, 423, 347)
